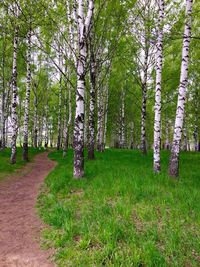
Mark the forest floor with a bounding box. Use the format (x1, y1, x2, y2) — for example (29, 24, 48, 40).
(38, 149, 200, 267)
(0, 151, 56, 267)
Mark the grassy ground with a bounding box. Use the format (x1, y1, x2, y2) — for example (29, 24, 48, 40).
(38, 149, 200, 267)
(0, 147, 43, 180)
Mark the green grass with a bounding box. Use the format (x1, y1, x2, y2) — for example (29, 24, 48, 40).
(0, 147, 43, 180)
(38, 149, 200, 267)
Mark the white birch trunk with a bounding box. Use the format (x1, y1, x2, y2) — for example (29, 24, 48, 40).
(33, 85, 38, 149)
(103, 78, 109, 150)
(57, 43, 63, 150)
(88, 41, 96, 159)
(38, 115, 43, 150)
(10, 15, 19, 164)
(140, 46, 148, 155)
(73, 0, 94, 178)
(193, 90, 199, 151)
(22, 29, 31, 161)
(169, 0, 193, 177)
(63, 78, 72, 157)
(44, 88, 49, 150)
(153, 0, 164, 172)
(84, 89, 88, 146)
(63, 89, 67, 157)
(119, 89, 125, 148)
(96, 84, 104, 152)
(140, 83, 147, 155)
(0, 33, 6, 149)
(63, 2, 75, 157)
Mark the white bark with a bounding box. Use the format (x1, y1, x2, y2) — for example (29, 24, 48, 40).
(67, 0, 77, 66)
(193, 89, 199, 151)
(169, 0, 193, 177)
(153, 0, 164, 172)
(22, 29, 31, 161)
(96, 82, 104, 152)
(84, 89, 88, 146)
(73, 0, 94, 178)
(57, 41, 63, 150)
(10, 9, 19, 164)
(119, 89, 125, 148)
(44, 87, 49, 150)
(0, 33, 6, 149)
(33, 83, 38, 149)
(38, 115, 43, 150)
(88, 39, 96, 159)
(103, 78, 109, 149)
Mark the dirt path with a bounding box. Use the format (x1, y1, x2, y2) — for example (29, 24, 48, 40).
(0, 152, 56, 267)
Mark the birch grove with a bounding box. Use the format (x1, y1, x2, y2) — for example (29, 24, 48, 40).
(0, 0, 198, 179)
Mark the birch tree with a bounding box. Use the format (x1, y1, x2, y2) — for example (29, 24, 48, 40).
(73, 0, 94, 178)
(96, 80, 104, 152)
(88, 38, 96, 159)
(153, 0, 164, 173)
(63, 1, 76, 157)
(10, 4, 19, 164)
(22, 28, 32, 161)
(56, 41, 63, 151)
(119, 89, 125, 148)
(168, 0, 193, 177)
(103, 73, 110, 150)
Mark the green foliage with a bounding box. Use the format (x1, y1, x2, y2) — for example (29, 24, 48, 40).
(38, 149, 200, 266)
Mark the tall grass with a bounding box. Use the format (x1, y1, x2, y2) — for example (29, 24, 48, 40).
(38, 149, 200, 266)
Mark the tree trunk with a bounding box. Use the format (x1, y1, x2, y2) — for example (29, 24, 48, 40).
(140, 42, 148, 155)
(119, 90, 125, 148)
(168, 0, 193, 177)
(96, 83, 104, 152)
(84, 88, 88, 147)
(153, 0, 164, 173)
(130, 122, 134, 149)
(57, 47, 63, 150)
(23, 29, 31, 161)
(0, 33, 6, 150)
(88, 43, 96, 160)
(44, 91, 49, 150)
(164, 118, 170, 150)
(140, 83, 147, 155)
(33, 83, 38, 149)
(63, 89, 67, 157)
(63, 79, 72, 157)
(193, 88, 199, 151)
(103, 78, 109, 150)
(10, 24, 19, 164)
(38, 115, 43, 150)
(73, 0, 94, 178)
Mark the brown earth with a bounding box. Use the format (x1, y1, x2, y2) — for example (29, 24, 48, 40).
(0, 152, 56, 267)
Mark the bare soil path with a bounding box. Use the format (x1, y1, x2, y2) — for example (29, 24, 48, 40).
(0, 152, 56, 267)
